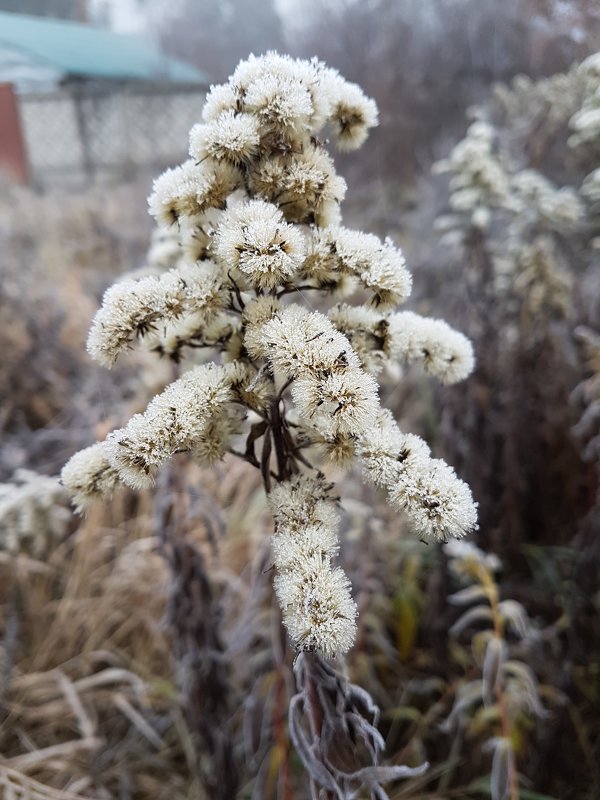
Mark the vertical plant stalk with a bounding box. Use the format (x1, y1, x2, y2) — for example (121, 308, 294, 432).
(273, 598, 295, 800)
(481, 566, 520, 800)
(156, 468, 240, 800)
(263, 388, 334, 795)
(234, 380, 335, 793)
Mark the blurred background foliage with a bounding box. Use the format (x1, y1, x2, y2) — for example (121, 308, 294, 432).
(0, 1, 599, 799)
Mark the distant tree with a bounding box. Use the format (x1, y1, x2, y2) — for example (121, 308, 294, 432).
(154, 0, 285, 83)
(285, 0, 600, 190)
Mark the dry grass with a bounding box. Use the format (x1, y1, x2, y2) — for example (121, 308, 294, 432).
(0, 456, 271, 799)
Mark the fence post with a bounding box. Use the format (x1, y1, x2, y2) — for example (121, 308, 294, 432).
(72, 84, 94, 181)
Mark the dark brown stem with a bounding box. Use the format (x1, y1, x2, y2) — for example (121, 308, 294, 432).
(277, 377, 294, 399)
(261, 428, 273, 492)
(270, 396, 291, 481)
(227, 447, 259, 469)
(277, 284, 322, 298)
(227, 272, 246, 312)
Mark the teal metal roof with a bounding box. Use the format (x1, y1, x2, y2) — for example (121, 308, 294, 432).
(0, 11, 208, 84)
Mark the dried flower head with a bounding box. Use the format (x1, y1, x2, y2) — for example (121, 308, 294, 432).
(387, 311, 475, 384)
(148, 159, 241, 226)
(214, 199, 305, 290)
(61, 442, 119, 513)
(1, 469, 71, 555)
(326, 76, 379, 151)
(87, 262, 228, 367)
(274, 560, 357, 657)
(64, 53, 476, 660)
(189, 110, 260, 166)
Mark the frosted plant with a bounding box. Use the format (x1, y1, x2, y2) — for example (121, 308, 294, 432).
(64, 50, 476, 655)
(568, 53, 600, 153)
(433, 120, 515, 233)
(435, 120, 583, 253)
(573, 326, 600, 484)
(430, 59, 600, 563)
(443, 540, 545, 800)
(434, 95, 585, 337)
(0, 469, 71, 557)
(62, 53, 477, 795)
(493, 69, 584, 134)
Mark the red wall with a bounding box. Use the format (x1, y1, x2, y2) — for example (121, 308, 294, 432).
(0, 83, 29, 184)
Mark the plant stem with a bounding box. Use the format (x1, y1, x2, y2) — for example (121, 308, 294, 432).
(486, 568, 519, 800)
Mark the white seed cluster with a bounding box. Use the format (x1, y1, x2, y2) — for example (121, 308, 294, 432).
(64, 53, 477, 658)
(301, 226, 412, 307)
(358, 410, 478, 542)
(62, 364, 245, 495)
(326, 304, 475, 382)
(61, 442, 119, 513)
(87, 262, 227, 367)
(269, 475, 357, 657)
(569, 53, 600, 150)
(386, 312, 475, 384)
(214, 199, 305, 290)
(0, 469, 71, 556)
(433, 121, 514, 229)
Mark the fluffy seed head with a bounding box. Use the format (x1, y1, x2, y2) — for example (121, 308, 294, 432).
(244, 71, 314, 129)
(148, 159, 241, 226)
(191, 405, 247, 464)
(189, 110, 260, 166)
(387, 312, 475, 384)
(280, 147, 347, 227)
(334, 228, 412, 308)
(268, 474, 340, 533)
(274, 560, 357, 657)
(358, 410, 431, 488)
(242, 295, 282, 359)
(87, 262, 227, 367)
(104, 364, 233, 488)
(291, 368, 380, 437)
(389, 457, 479, 542)
(259, 305, 360, 379)
(214, 199, 305, 290)
(60, 443, 119, 514)
(202, 82, 239, 122)
(104, 413, 175, 490)
(328, 303, 390, 374)
(271, 523, 340, 572)
(326, 77, 379, 151)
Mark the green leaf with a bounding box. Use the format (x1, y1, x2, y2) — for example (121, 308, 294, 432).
(465, 776, 491, 794)
(392, 591, 418, 660)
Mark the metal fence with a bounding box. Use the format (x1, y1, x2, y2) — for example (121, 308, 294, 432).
(18, 82, 206, 188)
